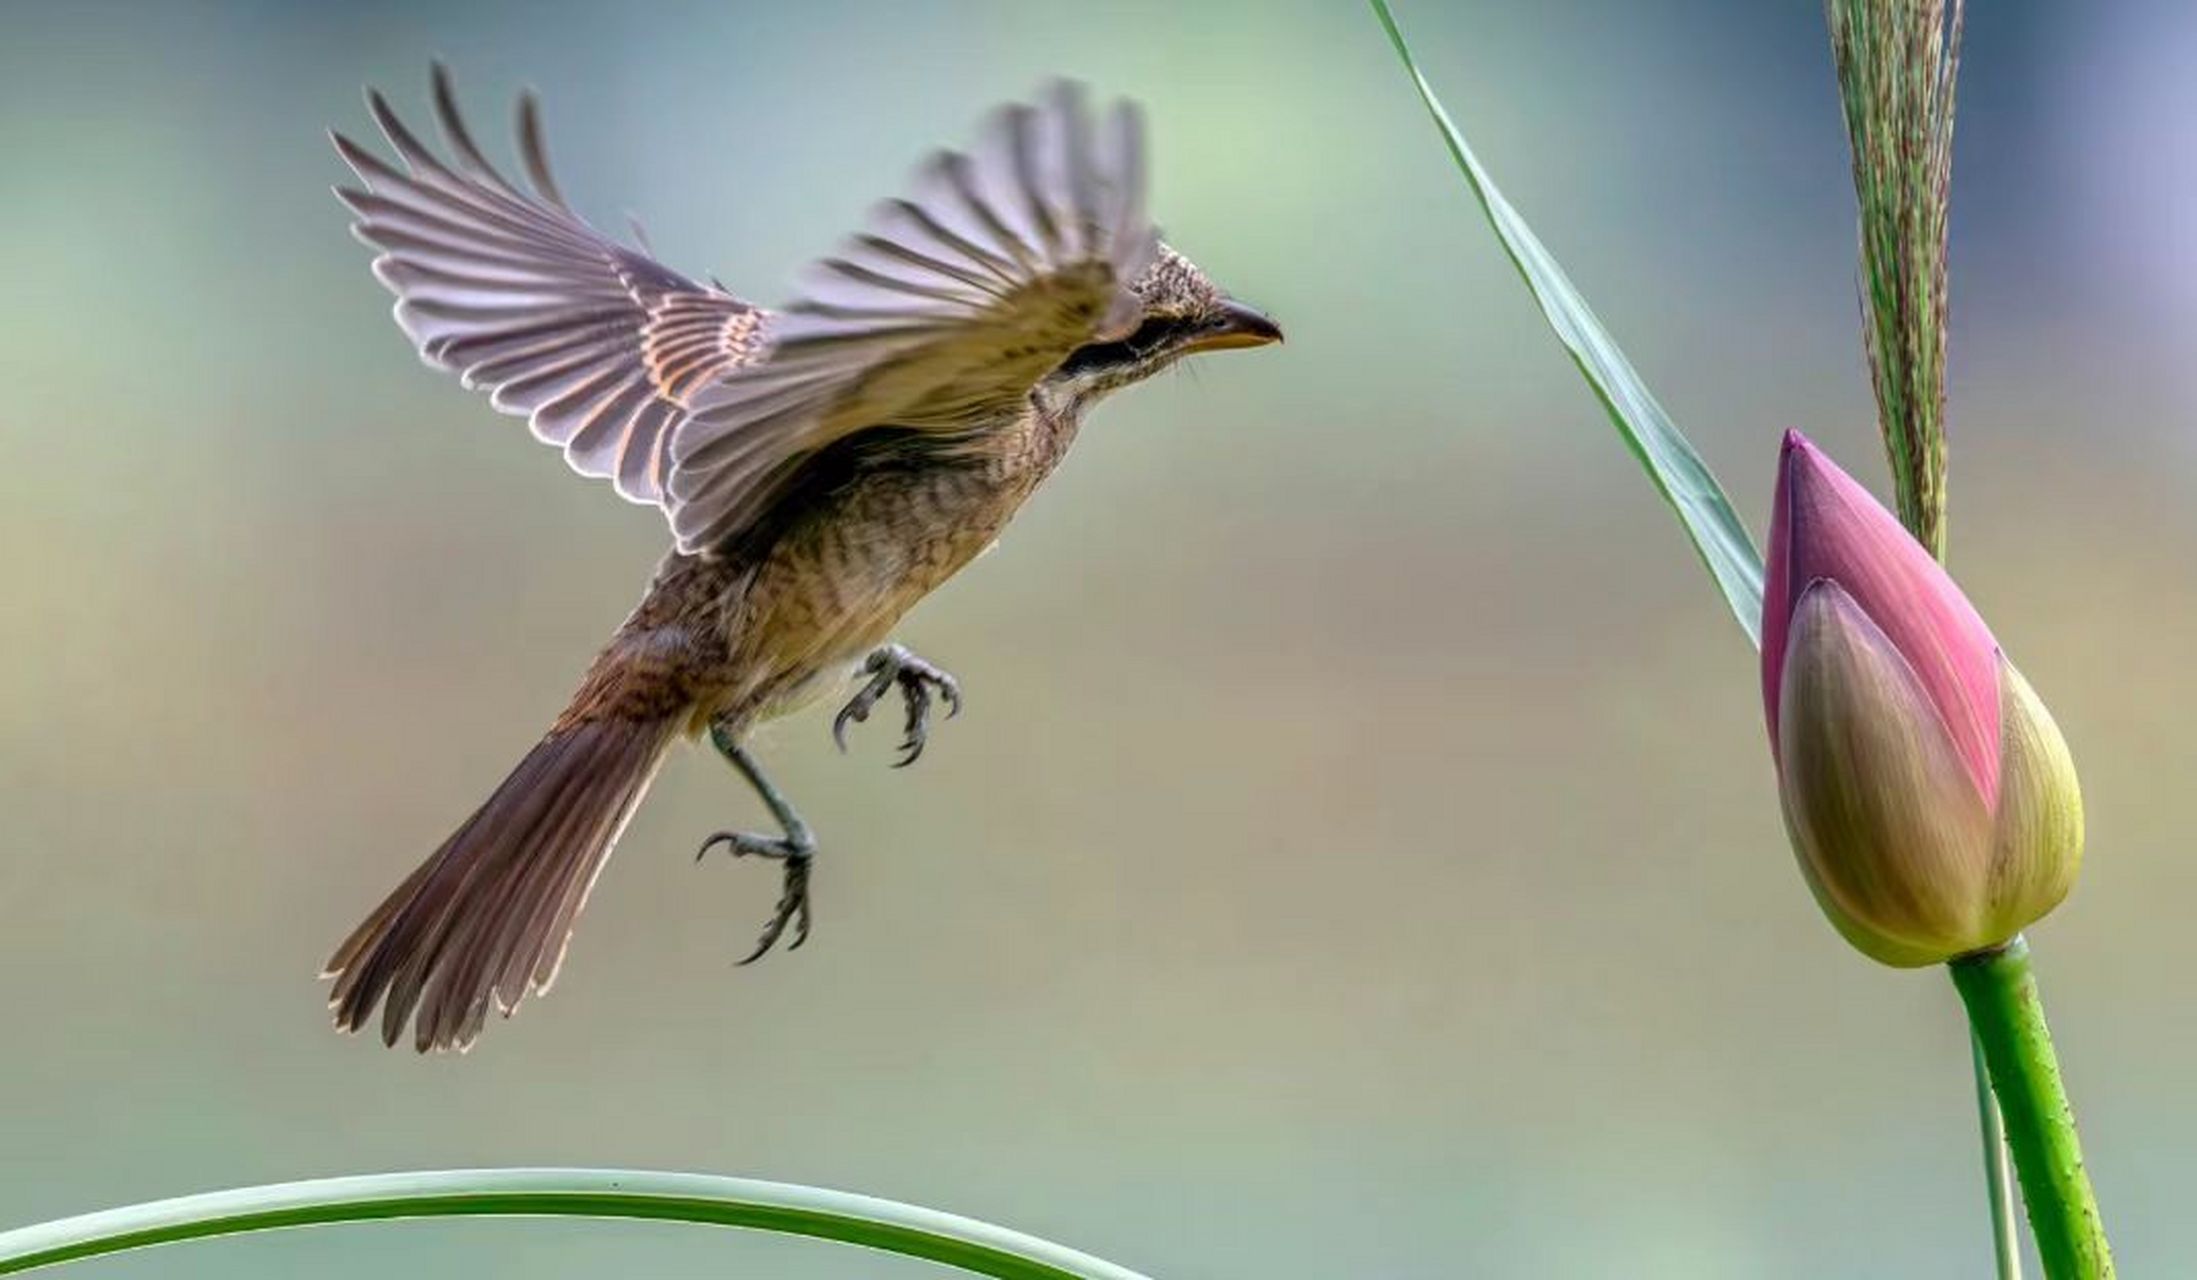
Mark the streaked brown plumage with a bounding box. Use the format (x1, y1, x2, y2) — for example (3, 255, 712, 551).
(323, 66, 1280, 1051)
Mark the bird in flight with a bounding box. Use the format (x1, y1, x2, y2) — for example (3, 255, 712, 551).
(323, 66, 1282, 1051)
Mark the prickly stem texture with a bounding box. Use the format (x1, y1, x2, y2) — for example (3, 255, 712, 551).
(1951, 940, 2115, 1279)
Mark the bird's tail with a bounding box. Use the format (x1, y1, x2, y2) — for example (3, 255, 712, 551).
(325, 710, 681, 1052)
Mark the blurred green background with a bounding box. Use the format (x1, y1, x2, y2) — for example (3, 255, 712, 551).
(4, 1, 2194, 1275)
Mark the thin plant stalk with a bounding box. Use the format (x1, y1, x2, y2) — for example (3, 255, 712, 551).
(1972, 1029, 2022, 1280)
(0, 1170, 1154, 1279)
(1825, 0, 1964, 557)
(1950, 940, 2114, 1279)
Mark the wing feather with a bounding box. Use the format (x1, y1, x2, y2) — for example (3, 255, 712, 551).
(665, 81, 1159, 554)
(335, 64, 762, 506)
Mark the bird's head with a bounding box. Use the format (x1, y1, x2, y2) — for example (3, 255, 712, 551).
(1043, 244, 1281, 408)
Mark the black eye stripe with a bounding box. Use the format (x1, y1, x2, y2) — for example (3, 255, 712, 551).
(1128, 314, 1186, 351)
(1056, 314, 1188, 376)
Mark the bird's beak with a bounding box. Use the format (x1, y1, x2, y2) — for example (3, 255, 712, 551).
(1183, 299, 1284, 354)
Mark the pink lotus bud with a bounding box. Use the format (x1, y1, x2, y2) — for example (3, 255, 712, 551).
(1763, 431, 2082, 966)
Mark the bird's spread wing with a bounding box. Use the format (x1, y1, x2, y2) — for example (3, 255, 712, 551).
(334, 66, 762, 506)
(664, 82, 1159, 554)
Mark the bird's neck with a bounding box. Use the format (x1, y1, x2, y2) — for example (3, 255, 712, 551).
(1034, 361, 1146, 420)
(971, 394, 1074, 487)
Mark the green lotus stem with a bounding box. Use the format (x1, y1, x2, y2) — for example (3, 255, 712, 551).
(1949, 938, 2113, 1279)
(0, 1169, 1153, 1279)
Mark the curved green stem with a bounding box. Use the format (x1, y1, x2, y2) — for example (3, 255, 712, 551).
(1949, 937, 2113, 1279)
(0, 1170, 1152, 1279)
(1971, 1029, 2022, 1280)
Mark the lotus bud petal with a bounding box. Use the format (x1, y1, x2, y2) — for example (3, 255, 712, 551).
(1763, 432, 2082, 966)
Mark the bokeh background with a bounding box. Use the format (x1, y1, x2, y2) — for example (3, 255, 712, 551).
(4, 1, 2194, 1275)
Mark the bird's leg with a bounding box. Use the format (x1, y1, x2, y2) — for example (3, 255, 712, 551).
(832, 643, 964, 767)
(695, 723, 815, 964)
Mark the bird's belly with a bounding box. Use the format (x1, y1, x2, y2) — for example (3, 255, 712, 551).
(731, 464, 1026, 719)
(746, 653, 868, 724)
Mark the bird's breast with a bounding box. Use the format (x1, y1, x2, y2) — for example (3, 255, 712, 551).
(728, 416, 1074, 715)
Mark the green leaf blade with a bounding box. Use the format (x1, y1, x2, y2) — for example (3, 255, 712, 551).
(1370, 0, 1766, 646)
(0, 1169, 1155, 1279)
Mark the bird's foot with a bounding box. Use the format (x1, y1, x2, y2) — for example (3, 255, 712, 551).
(695, 828, 814, 964)
(832, 643, 963, 767)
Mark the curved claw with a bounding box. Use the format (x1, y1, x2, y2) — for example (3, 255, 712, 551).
(694, 829, 759, 862)
(832, 652, 900, 753)
(735, 854, 812, 965)
(695, 829, 802, 862)
(834, 646, 964, 766)
(831, 701, 865, 753)
(894, 677, 934, 768)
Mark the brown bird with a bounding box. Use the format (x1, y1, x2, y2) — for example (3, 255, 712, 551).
(321, 67, 1281, 1051)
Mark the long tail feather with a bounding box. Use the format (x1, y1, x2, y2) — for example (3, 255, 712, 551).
(325, 713, 678, 1052)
